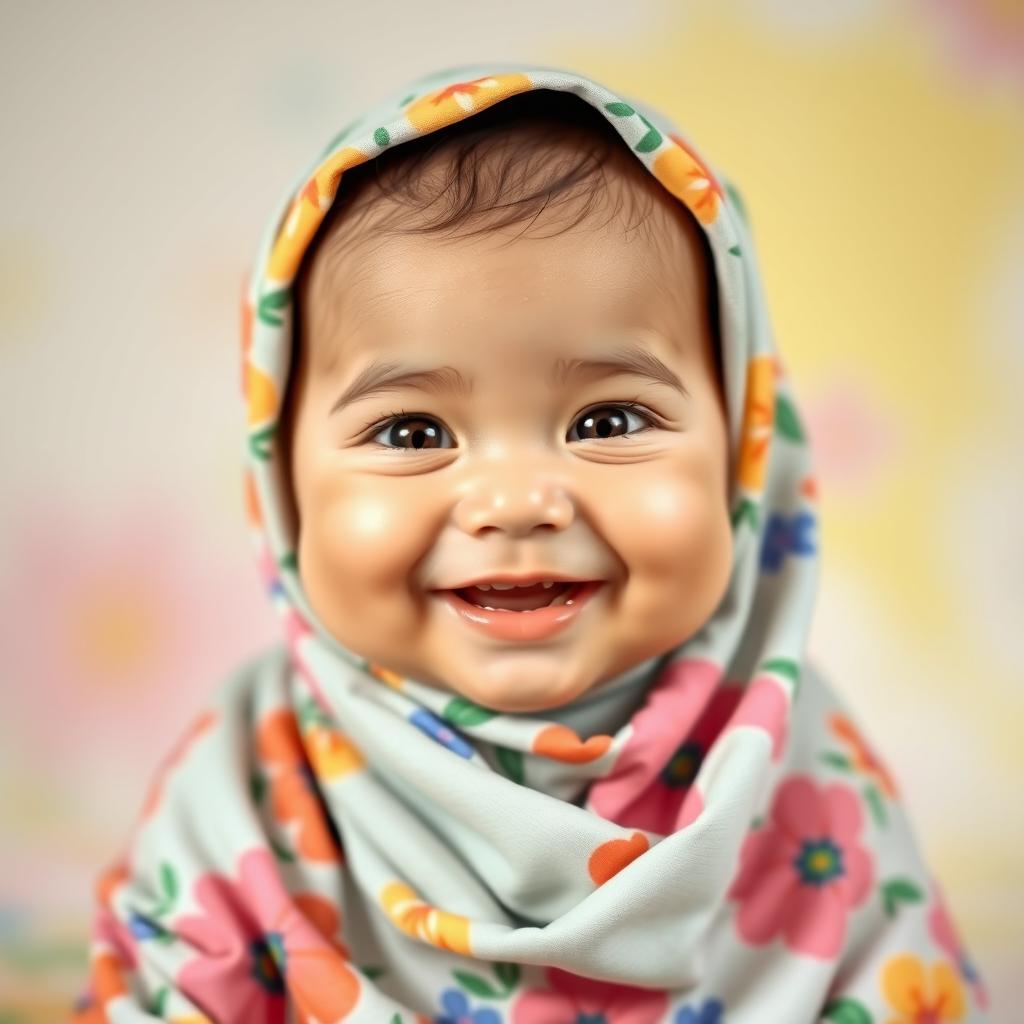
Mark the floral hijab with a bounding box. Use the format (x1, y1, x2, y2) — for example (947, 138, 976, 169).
(69, 63, 990, 1023)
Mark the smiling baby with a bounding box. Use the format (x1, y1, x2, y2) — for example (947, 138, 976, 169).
(69, 65, 990, 1024)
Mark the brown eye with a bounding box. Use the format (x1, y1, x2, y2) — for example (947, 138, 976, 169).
(570, 404, 654, 442)
(373, 416, 452, 450)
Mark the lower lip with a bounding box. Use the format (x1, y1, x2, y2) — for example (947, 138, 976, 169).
(435, 582, 605, 642)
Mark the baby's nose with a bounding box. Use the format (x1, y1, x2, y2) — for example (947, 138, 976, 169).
(453, 474, 574, 537)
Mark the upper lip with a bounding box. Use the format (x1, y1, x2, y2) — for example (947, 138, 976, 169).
(436, 573, 601, 590)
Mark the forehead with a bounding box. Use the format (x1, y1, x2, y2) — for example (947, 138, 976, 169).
(302, 191, 709, 382)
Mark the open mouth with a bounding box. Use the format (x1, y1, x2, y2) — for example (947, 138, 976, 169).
(451, 581, 582, 612)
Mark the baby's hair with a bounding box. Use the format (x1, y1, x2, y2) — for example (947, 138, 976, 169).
(281, 89, 723, 464)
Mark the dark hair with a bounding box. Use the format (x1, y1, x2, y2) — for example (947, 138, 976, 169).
(285, 88, 722, 428)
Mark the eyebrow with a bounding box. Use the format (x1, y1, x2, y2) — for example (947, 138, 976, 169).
(329, 342, 689, 415)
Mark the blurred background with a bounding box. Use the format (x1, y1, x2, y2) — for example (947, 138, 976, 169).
(1, 0, 1021, 1018)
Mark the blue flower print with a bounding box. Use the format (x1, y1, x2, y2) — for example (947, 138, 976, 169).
(760, 510, 816, 572)
(674, 996, 725, 1024)
(410, 709, 475, 758)
(435, 986, 503, 1024)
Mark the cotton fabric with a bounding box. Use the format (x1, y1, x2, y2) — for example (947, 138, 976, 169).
(69, 63, 990, 1023)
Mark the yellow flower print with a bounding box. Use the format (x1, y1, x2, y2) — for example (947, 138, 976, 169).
(380, 881, 472, 955)
(881, 952, 966, 1022)
(306, 723, 365, 781)
(313, 145, 367, 206)
(405, 73, 532, 133)
(652, 133, 725, 226)
(246, 362, 277, 428)
(737, 355, 776, 493)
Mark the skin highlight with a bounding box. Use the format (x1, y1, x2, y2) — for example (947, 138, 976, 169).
(281, 144, 733, 714)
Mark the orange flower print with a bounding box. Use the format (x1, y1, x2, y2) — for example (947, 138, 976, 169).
(305, 723, 365, 781)
(533, 723, 613, 764)
(828, 712, 899, 799)
(380, 881, 472, 954)
(312, 145, 367, 207)
(69, 902, 139, 1022)
(736, 355, 775, 494)
(651, 133, 725, 226)
(881, 953, 966, 1022)
(256, 708, 344, 863)
(405, 73, 532, 133)
(139, 709, 218, 820)
(588, 831, 649, 885)
(265, 146, 363, 285)
(368, 661, 405, 689)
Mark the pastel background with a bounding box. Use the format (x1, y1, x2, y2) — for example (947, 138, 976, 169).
(2, 0, 1021, 1018)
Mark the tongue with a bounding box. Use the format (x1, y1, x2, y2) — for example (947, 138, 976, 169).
(458, 582, 570, 611)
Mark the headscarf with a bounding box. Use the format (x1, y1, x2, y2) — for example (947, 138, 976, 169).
(69, 63, 990, 1023)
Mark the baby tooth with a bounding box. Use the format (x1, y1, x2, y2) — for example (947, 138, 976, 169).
(489, 583, 517, 590)
(542, 581, 554, 589)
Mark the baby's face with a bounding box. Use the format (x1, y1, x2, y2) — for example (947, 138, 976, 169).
(287, 193, 732, 713)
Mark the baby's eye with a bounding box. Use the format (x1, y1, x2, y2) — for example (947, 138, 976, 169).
(365, 403, 657, 452)
(369, 415, 451, 451)
(568, 403, 656, 442)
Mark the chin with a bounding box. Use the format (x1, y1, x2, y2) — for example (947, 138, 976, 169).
(454, 671, 594, 715)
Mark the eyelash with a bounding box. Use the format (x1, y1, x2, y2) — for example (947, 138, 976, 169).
(357, 400, 659, 454)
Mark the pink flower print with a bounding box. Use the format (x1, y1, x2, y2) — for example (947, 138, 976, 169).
(927, 879, 990, 1010)
(588, 658, 722, 832)
(589, 664, 787, 836)
(511, 966, 668, 1024)
(728, 775, 873, 959)
(175, 847, 359, 1024)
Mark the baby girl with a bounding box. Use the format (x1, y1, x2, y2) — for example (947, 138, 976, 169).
(69, 63, 990, 1023)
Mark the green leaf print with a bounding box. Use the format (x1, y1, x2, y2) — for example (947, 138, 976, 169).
(389, 1014, 404, 1024)
(728, 244, 742, 257)
(724, 180, 749, 225)
(151, 862, 179, 918)
(279, 550, 298, 573)
(250, 770, 267, 806)
(822, 997, 874, 1024)
(443, 697, 497, 728)
(248, 423, 276, 462)
(360, 964, 386, 979)
(453, 968, 500, 999)
(881, 877, 925, 918)
(820, 751, 853, 772)
(634, 115, 662, 154)
(604, 101, 635, 117)
(760, 657, 801, 700)
(864, 782, 888, 828)
(374, 126, 391, 147)
(151, 986, 169, 1016)
(730, 496, 759, 533)
(257, 286, 291, 327)
(495, 746, 525, 785)
(494, 960, 521, 994)
(774, 395, 805, 442)
(269, 834, 296, 863)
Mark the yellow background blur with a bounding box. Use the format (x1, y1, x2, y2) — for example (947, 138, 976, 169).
(1, 0, 1021, 1017)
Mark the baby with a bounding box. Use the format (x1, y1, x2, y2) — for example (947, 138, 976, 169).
(69, 65, 990, 1024)
(280, 87, 732, 716)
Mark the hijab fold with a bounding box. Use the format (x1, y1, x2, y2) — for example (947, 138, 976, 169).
(69, 63, 990, 1023)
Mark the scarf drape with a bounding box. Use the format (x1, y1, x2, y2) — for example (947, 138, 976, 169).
(69, 63, 990, 1023)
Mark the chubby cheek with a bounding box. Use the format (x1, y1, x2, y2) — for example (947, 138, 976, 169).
(613, 464, 733, 635)
(298, 473, 430, 642)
